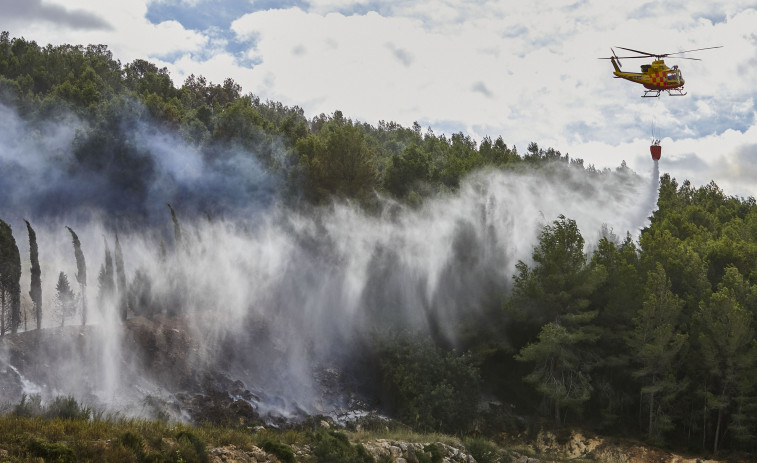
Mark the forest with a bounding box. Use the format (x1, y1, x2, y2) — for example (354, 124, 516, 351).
(0, 32, 756, 459)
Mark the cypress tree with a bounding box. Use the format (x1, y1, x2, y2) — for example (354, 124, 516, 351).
(25, 220, 42, 330)
(114, 233, 128, 320)
(167, 203, 182, 247)
(97, 236, 115, 313)
(0, 220, 21, 335)
(65, 226, 87, 326)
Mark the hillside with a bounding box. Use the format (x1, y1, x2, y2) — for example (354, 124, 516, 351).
(1, 33, 757, 461)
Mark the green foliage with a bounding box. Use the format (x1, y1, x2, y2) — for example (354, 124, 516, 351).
(510, 215, 601, 331)
(511, 215, 601, 423)
(25, 220, 43, 329)
(417, 443, 443, 463)
(54, 271, 77, 326)
(45, 396, 91, 420)
(692, 269, 757, 453)
(0, 219, 22, 334)
(384, 143, 431, 198)
(115, 233, 129, 320)
(174, 430, 209, 463)
(261, 439, 296, 463)
(118, 430, 147, 459)
(296, 118, 380, 204)
(13, 394, 43, 417)
(376, 335, 481, 434)
(312, 430, 374, 463)
(629, 264, 688, 441)
(66, 226, 88, 325)
(463, 437, 498, 463)
(28, 437, 76, 463)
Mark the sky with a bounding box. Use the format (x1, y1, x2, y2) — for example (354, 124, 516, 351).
(1, 0, 756, 197)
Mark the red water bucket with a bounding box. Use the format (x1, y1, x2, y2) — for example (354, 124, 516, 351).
(650, 144, 661, 160)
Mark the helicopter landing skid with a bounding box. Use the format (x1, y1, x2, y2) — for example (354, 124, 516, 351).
(642, 88, 687, 97)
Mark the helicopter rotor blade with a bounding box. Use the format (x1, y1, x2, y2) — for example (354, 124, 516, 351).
(666, 45, 723, 56)
(616, 45, 722, 60)
(615, 46, 657, 57)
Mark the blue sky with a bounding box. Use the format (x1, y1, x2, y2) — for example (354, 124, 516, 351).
(1, 0, 756, 197)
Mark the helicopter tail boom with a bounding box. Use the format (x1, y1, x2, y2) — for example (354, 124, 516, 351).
(610, 56, 621, 73)
(610, 48, 622, 72)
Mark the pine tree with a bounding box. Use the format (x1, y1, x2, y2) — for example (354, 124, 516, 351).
(629, 264, 688, 441)
(512, 215, 602, 423)
(694, 267, 757, 454)
(54, 271, 76, 327)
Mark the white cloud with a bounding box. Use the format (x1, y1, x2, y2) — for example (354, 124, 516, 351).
(2, 0, 757, 198)
(0, 0, 207, 64)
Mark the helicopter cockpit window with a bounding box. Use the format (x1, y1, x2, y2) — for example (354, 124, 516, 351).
(666, 72, 679, 81)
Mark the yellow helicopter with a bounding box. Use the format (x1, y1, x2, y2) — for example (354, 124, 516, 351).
(603, 46, 722, 97)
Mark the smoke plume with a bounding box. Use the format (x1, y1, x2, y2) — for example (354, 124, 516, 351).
(0, 101, 660, 420)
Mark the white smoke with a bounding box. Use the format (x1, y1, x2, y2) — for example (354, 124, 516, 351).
(11, 161, 660, 415)
(0, 100, 661, 419)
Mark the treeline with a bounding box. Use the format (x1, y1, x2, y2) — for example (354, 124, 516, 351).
(2, 33, 757, 458)
(0, 32, 576, 214)
(493, 177, 757, 455)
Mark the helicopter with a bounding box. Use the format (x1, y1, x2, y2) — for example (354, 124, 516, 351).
(602, 46, 722, 97)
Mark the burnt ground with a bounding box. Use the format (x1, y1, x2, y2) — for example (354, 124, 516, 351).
(0, 316, 371, 426)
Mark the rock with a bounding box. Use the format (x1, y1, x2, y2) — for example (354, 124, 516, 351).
(512, 455, 543, 463)
(210, 445, 254, 463)
(0, 364, 24, 403)
(250, 446, 267, 462)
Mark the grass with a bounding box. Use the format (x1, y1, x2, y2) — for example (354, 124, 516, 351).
(0, 398, 513, 463)
(349, 426, 463, 448)
(0, 414, 260, 463)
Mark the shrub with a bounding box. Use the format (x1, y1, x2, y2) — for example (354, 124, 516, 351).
(261, 439, 296, 463)
(44, 396, 91, 420)
(415, 444, 442, 463)
(173, 430, 209, 463)
(13, 394, 43, 417)
(464, 437, 498, 463)
(376, 334, 481, 433)
(313, 430, 374, 463)
(27, 437, 75, 463)
(118, 430, 146, 460)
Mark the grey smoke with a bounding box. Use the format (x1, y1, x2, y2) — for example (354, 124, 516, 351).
(0, 102, 278, 228)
